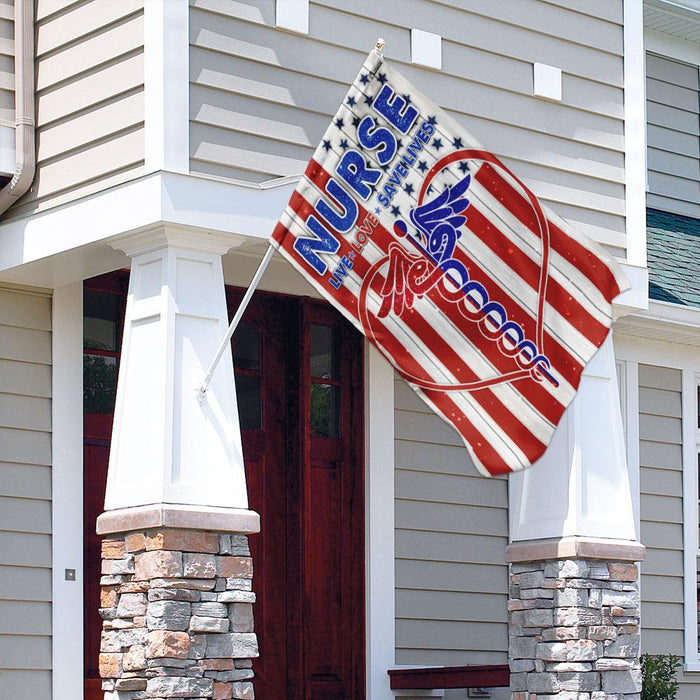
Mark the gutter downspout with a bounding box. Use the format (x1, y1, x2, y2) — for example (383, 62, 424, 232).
(0, 0, 35, 215)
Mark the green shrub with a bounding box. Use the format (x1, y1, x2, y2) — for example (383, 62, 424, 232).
(641, 654, 681, 700)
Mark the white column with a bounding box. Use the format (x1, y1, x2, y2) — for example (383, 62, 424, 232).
(509, 335, 637, 545)
(102, 227, 251, 515)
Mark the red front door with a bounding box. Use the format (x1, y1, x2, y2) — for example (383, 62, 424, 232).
(83, 277, 365, 700)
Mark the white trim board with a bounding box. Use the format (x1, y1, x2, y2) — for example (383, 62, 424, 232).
(51, 283, 85, 699)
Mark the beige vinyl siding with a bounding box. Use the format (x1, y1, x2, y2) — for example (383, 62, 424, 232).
(637, 364, 700, 699)
(0, 286, 52, 699)
(6, 0, 145, 220)
(394, 377, 509, 667)
(189, 0, 627, 255)
(0, 0, 13, 128)
(646, 53, 700, 218)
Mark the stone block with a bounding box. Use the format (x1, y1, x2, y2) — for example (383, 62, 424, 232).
(225, 578, 252, 591)
(149, 588, 201, 602)
(231, 681, 254, 699)
(604, 633, 640, 659)
(509, 636, 538, 659)
(101, 628, 148, 652)
(135, 551, 183, 580)
(147, 600, 191, 631)
(184, 553, 217, 579)
(558, 671, 600, 692)
(193, 602, 228, 618)
(230, 535, 251, 556)
(115, 677, 147, 691)
(510, 659, 535, 672)
(527, 672, 560, 693)
(544, 560, 590, 579)
(554, 588, 589, 608)
(554, 607, 602, 627)
(99, 653, 123, 678)
(537, 642, 567, 661)
(216, 557, 253, 579)
(123, 644, 147, 671)
(102, 539, 126, 559)
(146, 676, 214, 698)
(214, 681, 233, 699)
(566, 639, 598, 662)
(588, 626, 617, 641)
(595, 658, 635, 671)
(601, 669, 642, 694)
(541, 626, 586, 641)
(546, 662, 593, 672)
(608, 563, 638, 582)
(101, 587, 119, 608)
(229, 604, 254, 633)
(522, 608, 554, 627)
(201, 659, 235, 671)
(146, 630, 191, 659)
(191, 616, 230, 633)
(601, 589, 639, 609)
(125, 532, 146, 552)
(102, 556, 135, 575)
(146, 529, 220, 554)
(118, 581, 149, 594)
(216, 669, 255, 682)
(588, 563, 611, 580)
(217, 591, 255, 604)
(515, 571, 546, 589)
(117, 592, 148, 618)
(149, 577, 215, 590)
(204, 633, 259, 659)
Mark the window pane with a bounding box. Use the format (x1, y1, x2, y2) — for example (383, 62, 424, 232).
(310, 383, 340, 438)
(84, 354, 118, 414)
(234, 322, 261, 371)
(310, 325, 338, 379)
(84, 290, 119, 351)
(235, 373, 262, 431)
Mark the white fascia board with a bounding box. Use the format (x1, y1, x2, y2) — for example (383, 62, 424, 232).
(0, 172, 298, 286)
(615, 300, 700, 346)
(614, 262, 649, 316)
(645, 27, 700, 63)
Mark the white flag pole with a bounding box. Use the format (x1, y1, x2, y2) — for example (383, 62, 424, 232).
(197, 243, 276, 404)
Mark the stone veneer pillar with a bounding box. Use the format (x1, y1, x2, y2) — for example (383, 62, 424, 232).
(97, 523, 258, 700)
(507, 538, 645, 700)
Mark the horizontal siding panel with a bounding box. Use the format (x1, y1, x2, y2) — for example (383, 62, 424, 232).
(0, 326, 50, 364)
(38, 90, 143, 162)
(0, 565, 52, 601)
(396, 619, 507, 651)
(0, 463, 52, 500)
(0, 497, 52, 534)
(0, 634, 51, 669)
(639, 440, 682, 470)
(640, 601, 684, 630)
(36, 0, 142, 56)
(396, 469, 506, 508)
(0, 427, 51, 466)
(647, 148, 700, 182)
(647, 171, 700, 209)
(0, 532, 52, 568)
(396, 647, 507, 666)
(395, 559, 508, 595)
(0, 394, 51, 432)
(647, 53, 699, 89)
(395, 440, 484, 477)
(638, 387, 683, 418)
(395, 411, 464, 447)
(640, 466, 682, 498)
(647, 76, 700, 113)
(647, 124, 698, 162)
(0, 670, 52, 698)
(639, 494, 683, 524)
(638, 414, 683, 444)
(640, 574, 683, 603)
(395, 529, 506, 565)
(31, 127, 143, 198)
(647, 101, 700, 137)
(641, 546, 684, 576)
(0, 601, 51, 635)
(36, 13, 144, 91)
(37, 52, 143, 126)
(639, 365, 683, 393)
(396, 589, 506, 623)
(0, 292, 51, 331)
(639, 520, 683, 550)
(646, 192, 700, 219)
(396, 500, 507, 536)
(642, 628, 683, 655)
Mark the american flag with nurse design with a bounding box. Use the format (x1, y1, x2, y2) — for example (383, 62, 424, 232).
(271, 46, 629, 477)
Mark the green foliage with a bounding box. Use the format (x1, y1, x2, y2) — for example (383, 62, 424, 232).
(641, 654, 681, 700)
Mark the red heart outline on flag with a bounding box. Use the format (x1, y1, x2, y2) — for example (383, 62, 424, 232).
(358, 148, 556, 393)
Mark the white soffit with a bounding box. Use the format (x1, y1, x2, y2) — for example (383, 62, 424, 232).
(644, 0, 700, 43)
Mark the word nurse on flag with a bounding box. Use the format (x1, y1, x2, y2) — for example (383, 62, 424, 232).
(271, 46, 629, 477)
